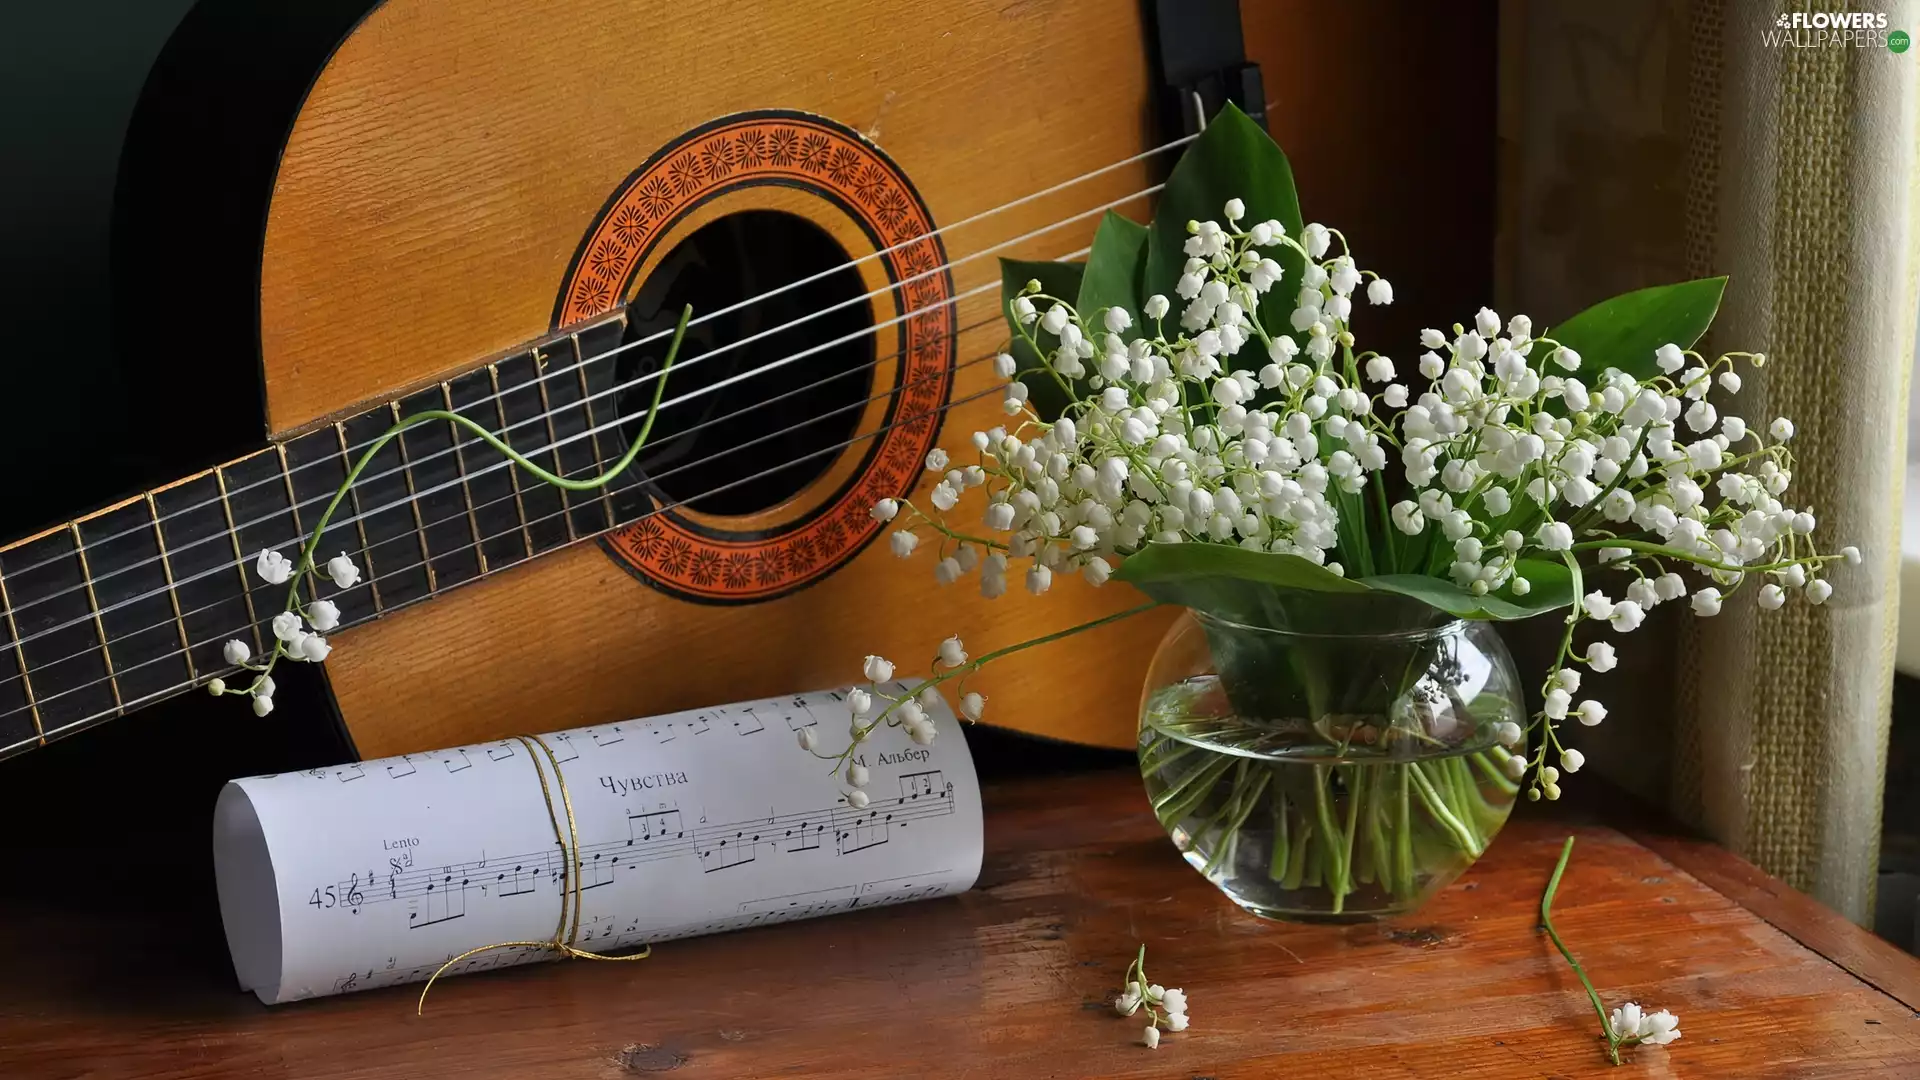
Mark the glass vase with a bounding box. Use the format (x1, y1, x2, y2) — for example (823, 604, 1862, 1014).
(1137, 608, 1525, 922)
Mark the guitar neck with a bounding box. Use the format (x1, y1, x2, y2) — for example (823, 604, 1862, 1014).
(0, 315, 643, 758)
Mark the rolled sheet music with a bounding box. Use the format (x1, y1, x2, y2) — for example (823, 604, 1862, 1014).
(214, 685, 983, 1004)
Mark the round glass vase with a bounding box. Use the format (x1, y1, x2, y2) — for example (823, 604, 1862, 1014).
(1137, 608, 1525, 923)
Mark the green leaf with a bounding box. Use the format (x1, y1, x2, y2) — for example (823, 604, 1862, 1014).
(1116, 541, 1372, 594)
(1360, 558, 1574, 621)
(1145, 102, 1305, 341)
(1548, 277, 1727, 382)
(1076, 212, 1149, 341)
(1114, 541, 1577, 628)
(999, 257, 1085, 421)
(1113, 541, 1414, 634)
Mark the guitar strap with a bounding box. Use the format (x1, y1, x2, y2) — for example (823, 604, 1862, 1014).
(1144, 0, 1267, 138)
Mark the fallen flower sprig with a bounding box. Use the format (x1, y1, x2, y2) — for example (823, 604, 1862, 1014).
(1540, 836, 1682, 1064)
(1113, 944, 1189, 1047)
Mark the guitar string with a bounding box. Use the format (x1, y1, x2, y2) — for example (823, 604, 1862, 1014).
(0, 377, 1011, 743)
(0, 328, 1002, 691)
(0, 253, 1036, 657)
(0, 133, 1193, 588)
(0, 248, 1044, 654)
(2, 370, 999, 728)
(0, 177, 1158, 591)
(0, 156, 1144, 612)
(0, 171, 1159, 624)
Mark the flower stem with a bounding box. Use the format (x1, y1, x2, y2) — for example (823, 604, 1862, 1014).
(840, 601, 1163, 771)
(1540, 836, 1622, 1065)
(246, 306, 693, 694)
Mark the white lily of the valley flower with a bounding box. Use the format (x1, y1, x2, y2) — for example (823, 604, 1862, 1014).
(871, 498, 899, 522)
(252, 695, 275, 717)
(222, 639, 251, 666)
(846, 789, 870, 809)
(256, 549, 293, 585)
(937, 635, 967, 667)
(305, 600, 341, 632)
(300, 634, 333, 662)
(847, 688, 873, 716)
(797, 726, 819, 752)
(324, 553, 360, 588)
(862, 655, 894, 683)
(960, 692, 986, 721)
(271, 611, 304, 643)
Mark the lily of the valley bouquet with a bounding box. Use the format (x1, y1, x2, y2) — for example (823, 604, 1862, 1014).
(806, 105, 1857, 942)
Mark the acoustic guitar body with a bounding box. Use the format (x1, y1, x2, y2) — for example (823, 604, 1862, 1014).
(88, 0, 1191, 763)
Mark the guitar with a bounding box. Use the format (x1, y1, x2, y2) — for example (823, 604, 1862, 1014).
(0, 1, 1496, 783)
(0, 0, 1310, 766)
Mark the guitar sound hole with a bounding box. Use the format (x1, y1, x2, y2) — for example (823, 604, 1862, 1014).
(618, 211, 874, 518)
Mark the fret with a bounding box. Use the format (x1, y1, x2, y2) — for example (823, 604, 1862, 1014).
(455, 366, 529, 572)
(155, 471, 263, 678)
(146, 492, 196, 683)
(574, 315, 651, 526)
(67, 522, 121, 710)
(221, 449, 307, 647)
(389, 401, 438, 593)
(442, 382, 489, 576)
(536, 344, 612, 539)
(213, 468, 265, 656)
(493, 351, 571, 554)
(285, 426, 379, 628)
(275, 443, 317, 606)
(571, 333, 619, 527)
(0, 528, 117, 739)
(395, 390, 481, 593)
(0, 566, 43, 750)
(335, 422, 385, 612)
(74, 501, 191, 705)
(340, 408, 433, 609)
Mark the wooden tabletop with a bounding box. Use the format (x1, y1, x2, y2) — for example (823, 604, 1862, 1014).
(3, 768, 1918, 1079)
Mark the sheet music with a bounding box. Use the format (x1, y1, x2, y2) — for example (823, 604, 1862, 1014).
(213, 684, 982, 1005)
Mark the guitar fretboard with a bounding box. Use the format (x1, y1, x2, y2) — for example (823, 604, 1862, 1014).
(0, 313, 646, 757)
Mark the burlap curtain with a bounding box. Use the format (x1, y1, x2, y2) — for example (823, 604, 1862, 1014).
(1499, 0, 1919, 923)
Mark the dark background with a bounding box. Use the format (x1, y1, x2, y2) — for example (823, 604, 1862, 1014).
(1, 0, 198, 540)
(0, 0, 1499, 981)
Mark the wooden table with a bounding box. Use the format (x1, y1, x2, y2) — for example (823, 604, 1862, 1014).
(3, 768, 1918, 1078)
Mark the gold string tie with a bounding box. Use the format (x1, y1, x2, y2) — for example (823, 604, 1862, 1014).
(417, 734, 651, 1014)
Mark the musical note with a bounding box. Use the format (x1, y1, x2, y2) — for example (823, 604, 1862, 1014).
(408, 867, 468, 929)
(834, 806, 892, 856)
(441, 748, 473, 774)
